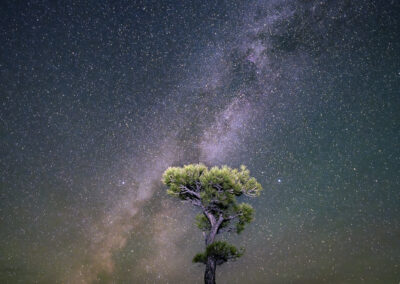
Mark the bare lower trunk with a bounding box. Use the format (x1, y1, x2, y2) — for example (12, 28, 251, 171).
(204, 256, 216, 284)
(203, 213, 223, 284)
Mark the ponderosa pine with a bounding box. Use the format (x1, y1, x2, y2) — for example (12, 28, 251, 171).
(162, 164, 262, 284)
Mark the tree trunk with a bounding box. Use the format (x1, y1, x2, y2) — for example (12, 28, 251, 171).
(204, 256, 216, 284)
(205, 214, 223, 246)
(203, 213, 223, 283)
(205, 225, 218, 246)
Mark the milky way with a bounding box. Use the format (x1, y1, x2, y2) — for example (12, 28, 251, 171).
(1, 1, 399, 283)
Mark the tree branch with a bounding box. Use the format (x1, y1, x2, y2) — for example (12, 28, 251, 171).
(203, 210, 216, 228)
(243, 187, 258, 197)
(225, 213, 243, 221)
(217, 214, 224, 226)
(213, 183, 223, 192)
(179, 185, 201, 199)
(206, 202, 224, 214)
(195, 181, 202, 192)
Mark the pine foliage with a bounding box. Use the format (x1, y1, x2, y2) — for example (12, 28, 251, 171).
(193, 241, 244, 265)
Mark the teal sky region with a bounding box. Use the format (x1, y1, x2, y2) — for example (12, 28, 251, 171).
(0, 0, 399, 283)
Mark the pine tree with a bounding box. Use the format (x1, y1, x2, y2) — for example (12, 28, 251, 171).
(162, 164, 262, 284)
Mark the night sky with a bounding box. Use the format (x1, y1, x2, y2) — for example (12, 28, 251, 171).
(1, 0, 400, 283)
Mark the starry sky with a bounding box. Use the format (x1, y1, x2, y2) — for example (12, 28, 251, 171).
(1, 0, 399, 283)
